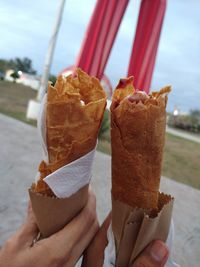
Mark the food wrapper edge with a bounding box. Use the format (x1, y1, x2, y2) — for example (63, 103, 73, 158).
(112, 192, 174, 267)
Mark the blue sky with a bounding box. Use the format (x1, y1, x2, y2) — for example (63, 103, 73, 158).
(0, 0, 200, 112)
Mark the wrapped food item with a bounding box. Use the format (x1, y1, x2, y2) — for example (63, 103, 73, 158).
(108, 77, 173, 266)
(29, 68, 106, 237)
(111, 76, 171, 210)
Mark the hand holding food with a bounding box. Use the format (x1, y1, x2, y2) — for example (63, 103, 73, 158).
(0, 191, 98, 267)
(107, 76, 173, 267)
(29, 68, 106, 237)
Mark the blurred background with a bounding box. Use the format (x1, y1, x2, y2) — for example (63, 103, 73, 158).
(1, 0, 200, 111)
(0, 0, 200, 266)
(0, 0, 199, 188)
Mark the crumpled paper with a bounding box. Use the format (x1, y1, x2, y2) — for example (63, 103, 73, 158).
(103, 195, 180, 267)
(103, 221, 180, 267)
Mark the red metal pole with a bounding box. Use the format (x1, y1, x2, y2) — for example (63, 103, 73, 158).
(141, 21, 163, 91)
(75, 0, 129, 79)
(128, 0, 167, 92)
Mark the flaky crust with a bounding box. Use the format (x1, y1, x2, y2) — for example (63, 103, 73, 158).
(111, 77, 171, 209)
(33, 68, 106, 196)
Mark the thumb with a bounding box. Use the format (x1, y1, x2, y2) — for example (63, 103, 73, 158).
(82, 212, 111, 267)
(132, 240, 169, 267)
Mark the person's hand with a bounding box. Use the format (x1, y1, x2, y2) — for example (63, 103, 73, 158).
(82, 212, 111, 267)
(0, 189, 98, 267)
(132, 240, 169, 267)
(82, 212, 169, 267)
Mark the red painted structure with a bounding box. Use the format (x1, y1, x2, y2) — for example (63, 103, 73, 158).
(64, 0, 167, 94)
(128, 0, 167, 92)
(75, 0, 129, 80)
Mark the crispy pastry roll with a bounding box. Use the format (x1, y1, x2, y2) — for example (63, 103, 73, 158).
(111, 77, 171, 209)
(33, 68, 107, 196)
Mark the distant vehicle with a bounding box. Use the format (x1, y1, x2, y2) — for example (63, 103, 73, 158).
(0, 70, 4, 80)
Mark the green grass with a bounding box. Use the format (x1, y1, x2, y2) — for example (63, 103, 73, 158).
(0, 81, 37, 126)
(0, 107, 37, 126)
(98, 134, 200, 189)
(98, 119, 200, 190)
(98, 134, 200, 190)
(168, 124, 200, 138)
(1, 80, 200, 190)
(97, 139, 111, 155)
(163, 133, 200, 189)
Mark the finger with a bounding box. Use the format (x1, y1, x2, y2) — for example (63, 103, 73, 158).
(14, 202, 39, 247)
(82, 212, 111, 267)
(52, 189, 97, 246)
(62, 219, 99, 267)
(96, 212, 112, 247)
(86, 211, 111, 255)
(132, 240, 169, 267)
(36, 190, 97, 258)
(26, 201, 37, 224)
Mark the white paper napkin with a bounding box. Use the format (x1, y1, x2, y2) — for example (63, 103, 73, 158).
(44, 148, 95, 198)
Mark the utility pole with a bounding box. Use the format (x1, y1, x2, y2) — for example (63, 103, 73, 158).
(27, 0, 66, 119)
(37, 0, 66, 101)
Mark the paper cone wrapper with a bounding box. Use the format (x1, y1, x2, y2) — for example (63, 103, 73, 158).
(112, 192, 174, 267)
(29, 185, 88, 238)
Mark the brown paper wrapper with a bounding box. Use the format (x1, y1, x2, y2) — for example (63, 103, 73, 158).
(112, 192, 174, 267)
(29, 185, 88, 237)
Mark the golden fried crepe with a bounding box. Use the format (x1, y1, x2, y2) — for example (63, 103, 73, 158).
(33, 68, 107, 196)
(111, 77, 171, 209)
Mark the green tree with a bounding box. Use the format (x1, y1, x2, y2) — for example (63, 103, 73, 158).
(99, 110, 110, 138)
(12, 57, 36, 74)
(10, 71, 19, 82)
(49, 74, 57, 86)
(190, 109, 200, 120)
(0, 59, 13, 72)
(0, 57, 36, 74)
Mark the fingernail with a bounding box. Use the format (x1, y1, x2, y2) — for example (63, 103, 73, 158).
(150, 240, 168, 262)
